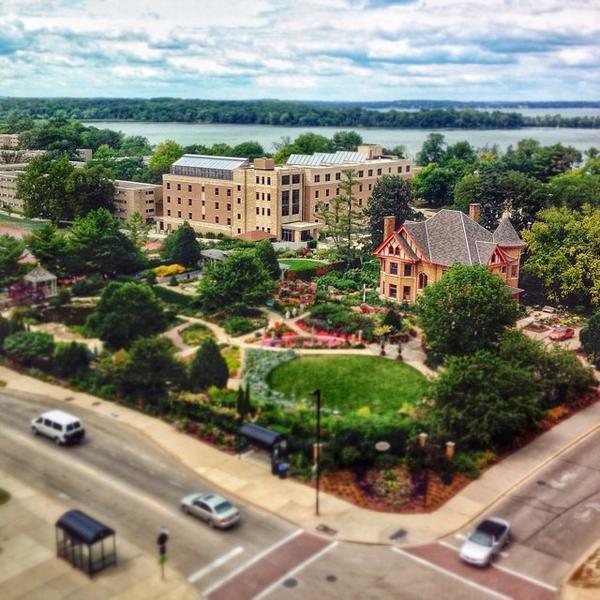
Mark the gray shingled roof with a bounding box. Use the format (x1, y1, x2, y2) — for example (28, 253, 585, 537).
(24, 265, 56, 282)
(404, 209, 502, 267)
(493, 217, 526, 247)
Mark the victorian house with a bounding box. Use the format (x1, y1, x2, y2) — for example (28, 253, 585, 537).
(373, 204, 525, 303)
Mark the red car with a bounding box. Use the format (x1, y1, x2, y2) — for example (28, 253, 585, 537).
(549, 326, 575, 341)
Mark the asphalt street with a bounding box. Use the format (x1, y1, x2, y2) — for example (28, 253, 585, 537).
(2, 389, 598, 599)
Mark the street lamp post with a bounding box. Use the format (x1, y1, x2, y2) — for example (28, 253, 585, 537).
(310, 388, 321, 517)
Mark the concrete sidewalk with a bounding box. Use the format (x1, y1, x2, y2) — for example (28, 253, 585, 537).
(1, 365, 599, 548)
(0, 470, 196, 600)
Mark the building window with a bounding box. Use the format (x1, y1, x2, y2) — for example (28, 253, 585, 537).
(227, 218, 231, 225)
(256, 207, 260, 215)
(256, 192, 260, 200)
(368, 169, 373, 176)
(325, 189, 330, 197)
(418, 273, 428, 289)
(406, 165, 411, 172)
(358, 170, 363, 177)
(237, 198, 241, 204)
(188, 185, 192, 192)
(397, 166, 403, 173)
(237, 185, 241, 191)
(256, 176, 260, 184)
(292, 189, 300, 214)
(188, 212, 192, 219)
(377, 168, 382, 176)
(215, 202, 219, 209)
(177, 184, 181, 191)
(237, 213, 241, 219)
(188, 199, 192, 205)
(261, 176, 265, 184)
(389, 284, 397, 298)
(282, 175, 290, 185)
(227, 189, 231, 197)
(177, 211, 182, 218)
(201, 186, 205, 192)
(261, 193, 265, 200)
(292, 174, 300, 184)
(166, 182, 171, 190)
(237, 228, 241, 234)
(261, 208, 265, 215)
(404, 264, 412, 277)
(202, 214, 206, 220)
(501, 265, 507, 274)
(335, 172, 341, 181)
(390, 262, 398, 275)
(167, 196, 171, 202)
(177, 198, 181, 204)
(167, 209, 171, 216)
(315, 190, 319, 199)
(267, 177, 271, 185)
(282, 190, 290, 216)
(511, 265, 518, 277)
(215, 216, 219, 223)
(336, 188, 339, 195)
(215, 188, 219, 196)
(325, 173, 331, 182)
(314, 175, 320, 183)
(267, 193, 271, 201)
(282, 229, 293, 242)
(201, 200, 205, 206)
(267, 208, 271, 216)
(359, 185, 363, 192)
(403, 286, 411, 300)
(368, 184, 372, 191)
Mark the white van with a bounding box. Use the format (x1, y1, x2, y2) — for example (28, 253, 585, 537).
(31, 410, 86, 445)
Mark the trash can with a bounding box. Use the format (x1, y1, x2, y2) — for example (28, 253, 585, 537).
(278, 462, 289, 480)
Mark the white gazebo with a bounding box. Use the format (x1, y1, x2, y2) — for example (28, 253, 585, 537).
(24, 266, 58, 298)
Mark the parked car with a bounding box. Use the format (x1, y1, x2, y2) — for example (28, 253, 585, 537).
(31, 410, 86, 445)
(181, 493, 240, 529)
(549, 326, 575, 341)
(459, 517, 511, 567)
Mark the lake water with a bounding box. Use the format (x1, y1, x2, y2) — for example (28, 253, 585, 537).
(86, 120, 600, 156)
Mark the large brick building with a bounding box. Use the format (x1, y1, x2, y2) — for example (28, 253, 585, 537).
(158, 145, 414, 241)
(374, 204, 525, 303)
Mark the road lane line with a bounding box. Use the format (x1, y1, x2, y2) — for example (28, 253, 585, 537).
(439, 541, 553, 589)
(202, 528, 303, 596)
(494, 564, 558, 592)
(252, 541, 338, 600)
(391, 547, 511, 600)
(188, 546, 244, 583)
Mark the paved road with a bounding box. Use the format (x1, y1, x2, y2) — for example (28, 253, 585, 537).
(3, 389, 596, 599)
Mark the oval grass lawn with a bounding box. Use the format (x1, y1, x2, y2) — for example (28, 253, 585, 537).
(267, 355, 427, 413)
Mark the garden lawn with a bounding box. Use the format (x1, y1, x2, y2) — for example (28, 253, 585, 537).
(180, 323, 214, 346)
(279, 258, 326, 272)
(267, 355, 427, 413)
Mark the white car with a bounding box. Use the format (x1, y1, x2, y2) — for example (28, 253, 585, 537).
(459, 517, 511, 567)
(181, 493, 240, 529)
(31, 410, 86, 445)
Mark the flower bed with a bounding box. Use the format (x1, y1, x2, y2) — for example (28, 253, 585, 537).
(243, 349, 298, 405)
(275, 280, 317, 308)
(180, 322, 214, 346)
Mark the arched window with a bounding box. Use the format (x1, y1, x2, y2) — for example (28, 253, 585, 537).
(388, 245, 394, 255)
(418, 273, 428, 289)
(395, 247, 400, 256)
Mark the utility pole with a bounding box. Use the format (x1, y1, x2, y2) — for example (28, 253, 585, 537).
(311, 389, 321, 517)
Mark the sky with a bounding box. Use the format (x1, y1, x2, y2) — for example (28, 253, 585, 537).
(0, 0, 599, 101)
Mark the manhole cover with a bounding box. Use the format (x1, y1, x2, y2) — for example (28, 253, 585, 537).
(537, 480, 546, 486)
(390, 529, 407, 541)
(326, 575, 337, 583)
(316, 524, 337, 536)
(283, 578, 297, 588)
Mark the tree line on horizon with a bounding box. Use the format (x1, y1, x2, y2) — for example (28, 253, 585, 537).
(0, 97, 599, 129)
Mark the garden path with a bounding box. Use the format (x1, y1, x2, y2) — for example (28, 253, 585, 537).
(28, 322, 103, 354)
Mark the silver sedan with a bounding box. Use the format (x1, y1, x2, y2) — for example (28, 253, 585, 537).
(181, 492, 241, 529)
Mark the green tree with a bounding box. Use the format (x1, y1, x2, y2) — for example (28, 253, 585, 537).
(162, 222, 201, 268)
(123, 212, 151, 249)
(17, 154, 74, 222)
(3, 331, 55, 365)
(86, 281, 167, 348)
(121, 336, 186, 402)
(444, 141, 477, 164)
(332, 131, 363, 151)
(236, 385, 253, 420)
(26, 223, 72, 276)
(453, 164, 542, 230)
(255, 239, 281, 279)
(188, 338, 229, 391)
(522, 205, 600, 305)
(412, 161, 472, 208)
(417, 265, 519, 362)
(68, 208, 143, 276)
(428, 351, 542, 450)
(317, 169, 363, 260)
(232, 141, 265, 160)
(416, 133, 446, 166)
(65, 163, 115, 219)
(53, 342, 91, 377)
(365, 175, 415, 248)
(198, 251, 276, 313)
(0, 234, 25, 286)
(580, 309, 600, 363)
(273, 133, 334, 164)
(146, 140, 184, 184)
(542, 171, 600, 210)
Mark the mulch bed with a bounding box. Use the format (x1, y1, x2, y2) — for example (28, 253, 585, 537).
(320, 468, 472, 513)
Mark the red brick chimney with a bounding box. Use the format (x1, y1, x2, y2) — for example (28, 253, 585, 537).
(469, 203, 481, 223)
(383, 215, 396, 241)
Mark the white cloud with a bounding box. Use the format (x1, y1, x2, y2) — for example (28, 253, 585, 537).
(0, 0, 599, 100)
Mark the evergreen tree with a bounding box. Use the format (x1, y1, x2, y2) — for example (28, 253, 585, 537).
(188, 338, 229, 391)
(162, 222, 202, 268)
(255, 239, 281, 279)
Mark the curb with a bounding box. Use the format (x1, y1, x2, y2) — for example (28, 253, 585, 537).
(558, 540, 600, 600)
